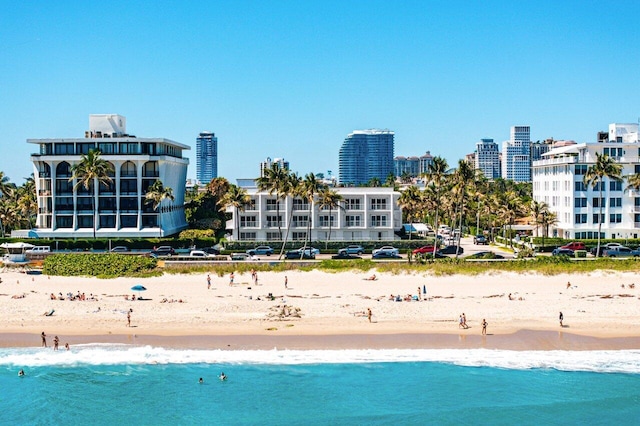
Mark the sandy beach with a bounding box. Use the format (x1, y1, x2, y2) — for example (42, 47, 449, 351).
(2, 268, 640, 350)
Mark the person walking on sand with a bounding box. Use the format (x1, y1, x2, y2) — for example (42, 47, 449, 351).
(207, 274, 211, 290)
(229, 272, 235, 286)
(462, 313, 468, 329)
(559, 311, 564, 327)
(459, 314, 464, 329)
(41, 332, 47, 347)
(127, 309, 132, 327)
(284, 275, 288, 289)
(481, 319, 488, 335)
(367, 308, 372, 323)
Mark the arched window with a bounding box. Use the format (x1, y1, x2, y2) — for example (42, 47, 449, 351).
(143, 161, 159, 177)
(56, 162, 72, 178)
(38, 162, 51, 178)
(120, 161, 136, 177)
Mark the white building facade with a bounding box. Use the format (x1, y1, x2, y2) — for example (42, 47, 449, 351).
(532, 141, 640, 240)
(475, 138, 500, 179)
(502, 125, 531, 182)
(227, 187, 402, 242)
(26, 115, 190, 238)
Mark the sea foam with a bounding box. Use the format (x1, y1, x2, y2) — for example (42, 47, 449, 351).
(2, 345, 640, 373)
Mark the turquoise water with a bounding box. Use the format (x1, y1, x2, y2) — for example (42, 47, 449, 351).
(2, 346, 640, 425)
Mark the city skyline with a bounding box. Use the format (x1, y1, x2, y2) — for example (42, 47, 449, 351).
(2, 2, 640, 185)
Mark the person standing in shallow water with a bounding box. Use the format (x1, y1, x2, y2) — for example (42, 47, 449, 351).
(481, 319, 488, 335)
(41, 332, 47, 347)
(559, 312, 564, 327)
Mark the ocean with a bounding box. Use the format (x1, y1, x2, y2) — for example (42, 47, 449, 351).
(2, 345, 640, 425)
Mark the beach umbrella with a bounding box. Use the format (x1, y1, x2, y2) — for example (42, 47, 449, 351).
(131, 285, 147, 298)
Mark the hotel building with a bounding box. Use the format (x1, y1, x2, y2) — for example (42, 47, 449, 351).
(502, 125, 531, 182)
(26, 114, 189, 238)
(339, 129, 394, 185)
(532, 124, 640, 240)
(475, 139, 500, 179)
(226, 186, 401, 242)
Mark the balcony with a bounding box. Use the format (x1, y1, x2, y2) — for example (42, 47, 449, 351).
(292, 204, 309, 211)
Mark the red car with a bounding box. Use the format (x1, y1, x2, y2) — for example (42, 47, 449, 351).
(560, 242, 586, 251)
(412, 245, 437, 255)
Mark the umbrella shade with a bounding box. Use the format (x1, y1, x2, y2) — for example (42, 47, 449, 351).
(131, 285, 147, 291)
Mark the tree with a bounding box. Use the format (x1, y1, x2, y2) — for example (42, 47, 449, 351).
(425, 156, 449, 234)
(145, 180, 175, 238)
(529, 200, 550, 238)
(278, 172, 302, 259)
(218, 184, 250, 241)
(0, 171, 13, 200)
(69, 149, 114, 239)
(317, 187, 343, 249)
(299, 173, 325, 257)
(366, 177, 381, 187)
(584, 153, 623, 257)
(451, 160, 475, 257)
(398, 185, 423, 240)
(256, 163, 289, 240)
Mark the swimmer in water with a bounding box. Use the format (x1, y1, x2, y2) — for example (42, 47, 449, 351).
(219, 372, 227, 381)
(199, 377, 204, 384)
(18, 369, 25, 377)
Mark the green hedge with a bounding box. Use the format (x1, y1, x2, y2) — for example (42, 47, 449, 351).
(42, 254, 158, 278)
(224, 239, 441, 254)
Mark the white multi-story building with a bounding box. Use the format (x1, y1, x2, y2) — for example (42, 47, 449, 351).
(609, 123, 639, 143)
(502, 125, 531, 182)
(260, 157, 289, 177)
(532, 140, 640, 240)
(226, 187, 401, 242)
(26, 114, 190, 238)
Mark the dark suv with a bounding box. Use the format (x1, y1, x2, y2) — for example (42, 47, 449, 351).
(149, 246, 176, 257)
(474, 235, 488, 245)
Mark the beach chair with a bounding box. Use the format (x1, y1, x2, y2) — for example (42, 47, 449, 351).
(44, 309, 55, 316)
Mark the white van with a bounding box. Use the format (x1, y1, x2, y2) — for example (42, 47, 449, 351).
(26, 246, 51, 253)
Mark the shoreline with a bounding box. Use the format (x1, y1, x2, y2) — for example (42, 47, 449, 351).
(3, 330, 640, 351)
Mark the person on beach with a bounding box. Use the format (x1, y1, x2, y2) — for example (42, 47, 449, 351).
(566, 281, 571, 289)
(284, 275, 288, 289)
(65, 343, 70, 351)
(41, 332, 47, 347)
(229, 272, 235, 286)
(418, 287, 421, 301)
(367, 308, 372, 323)
(459, 314, 464, 329)
(127, 309, 132, 327)
(207, 274, 211, 290)
(481, 319, 488, 335)
(53, 336, 59, 351)
(559, 311, 564, 327)
(462, 313, 468, 328)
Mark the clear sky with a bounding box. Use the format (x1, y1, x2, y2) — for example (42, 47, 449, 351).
(2, 1, 640, 185)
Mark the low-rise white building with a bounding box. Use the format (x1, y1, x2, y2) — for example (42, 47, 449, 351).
(24, 114, 190, 238)
(227, 187, 402, 242)
(532, 141, 640, 240)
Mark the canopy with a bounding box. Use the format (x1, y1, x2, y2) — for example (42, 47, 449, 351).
(131, 285, 147, 291)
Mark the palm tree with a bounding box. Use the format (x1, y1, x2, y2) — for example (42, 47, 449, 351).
(625, 172, 640, 193)
(398, 185, 423, 240)
(69, 149, 114, 239)
(316, 187, 343, 249)
(0, 171, 13, 200)
(584, 153, 623, 257)
(425, 156, 449, 234)
(452, 160, 475, 256)
(145, 180, 175, 238)
(299, 173, 325, 257)
(256, 163, 289, 240)
(277, 172, 302, 259)
(529, 200, 550, 238)
(218, 184, 250, 241)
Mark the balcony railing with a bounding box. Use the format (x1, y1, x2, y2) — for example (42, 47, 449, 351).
(292, 205, 309, 211)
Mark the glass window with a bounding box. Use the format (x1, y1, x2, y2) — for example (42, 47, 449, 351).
(120, 161, 137, 177)
(120, 215, 137, 228)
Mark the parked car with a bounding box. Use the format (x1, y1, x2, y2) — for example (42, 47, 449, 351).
(465, 251, 504, 260)
(110, 246, 129, 253)
(295, 247, 320, 256)
(338, 245, 365, 255)
(590, 243, 624, 256)
(230, 252, 251, 261)
(331, 252, 361, 260)
(201, 247, 221, 256)
(420, 251, 447, 259)
(149, 246, 176, 257)
(372, 246, 401, 259)
(551, 248, 574, 256)
(473, 235, 488, 245)
(412, 245, 437, 255)
(372, 246, 400, 257)
(189, 250, 213, 258)
(560, 242, 586, 251)
(26, 246, 51, 253)
(284, 249, 316, 259)
(246, 246, 274, 256)
(438, 245, 464, 255)
(602, 246, 640, 258)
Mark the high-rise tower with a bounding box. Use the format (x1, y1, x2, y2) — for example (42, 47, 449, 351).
(339, 129, 394, 185)
(196, 132, 217, 183)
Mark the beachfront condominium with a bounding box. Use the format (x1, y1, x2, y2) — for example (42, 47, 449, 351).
(196, 131, 217, 184)
(25, 114, 189, 238)
(260, 157, 290, 177)
(339, 129, 394, 185)
(225, 184, 401, 242)
(394, 156, 420, 178)
(502, 125, 531, 182)
(532, 131, 640, 240)
(475, 139, 500, 179)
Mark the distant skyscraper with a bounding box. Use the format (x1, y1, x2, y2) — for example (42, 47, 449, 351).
(339, 129, 394, 185)
(475, 139, 500, 179)
(394, 156, 420, 178)
(260, 157, 289, 177)
(502, 126, 531, 182)
(196, 132, 217, 183)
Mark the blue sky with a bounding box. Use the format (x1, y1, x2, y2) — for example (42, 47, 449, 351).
(2, 1, 640, 185)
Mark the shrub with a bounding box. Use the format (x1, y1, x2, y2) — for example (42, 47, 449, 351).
(43, 254, 159, 278)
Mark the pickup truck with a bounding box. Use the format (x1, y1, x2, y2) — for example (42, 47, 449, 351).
(602, 246, 640, 258)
